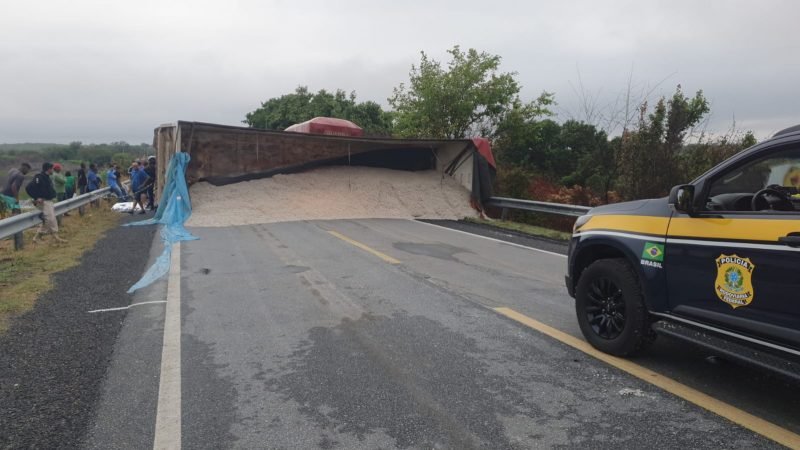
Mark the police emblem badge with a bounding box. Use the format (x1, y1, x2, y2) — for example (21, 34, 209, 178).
(714, 254, 755, 309)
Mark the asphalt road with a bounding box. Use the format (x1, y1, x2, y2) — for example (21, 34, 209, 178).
(86, 218, 799, 449)
(0, 214, 157, 450)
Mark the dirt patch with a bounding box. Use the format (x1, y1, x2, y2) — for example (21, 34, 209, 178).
(187, 166, 478, 227)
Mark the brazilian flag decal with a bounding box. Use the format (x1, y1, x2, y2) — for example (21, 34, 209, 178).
(642, 242, 665, 262)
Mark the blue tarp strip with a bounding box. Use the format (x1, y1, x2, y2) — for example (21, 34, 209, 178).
(125, 152, 198, 293)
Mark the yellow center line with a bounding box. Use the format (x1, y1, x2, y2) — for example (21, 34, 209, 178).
(493, 307, 800, 449)
(328, 230, 402, 265)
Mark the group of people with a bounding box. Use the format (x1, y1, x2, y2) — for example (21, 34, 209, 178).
(1, 156, 158, 243)
(1, 161, 69, 243)
(81, 157, 159, 214)
(123, 157, 158, 214)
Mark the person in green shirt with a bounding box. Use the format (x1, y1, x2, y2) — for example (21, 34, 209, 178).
(64, 170, 75, 199)
(52, 163, 67, 201)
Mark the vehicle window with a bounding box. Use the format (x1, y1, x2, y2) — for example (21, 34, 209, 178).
(705, 147, 800, 212)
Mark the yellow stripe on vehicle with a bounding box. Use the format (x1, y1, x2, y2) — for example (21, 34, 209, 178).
(668, 217, 799, 242)
(580, 215, 798, 244)
(578, 215, 670, 236)
(493, 307, 800, 449)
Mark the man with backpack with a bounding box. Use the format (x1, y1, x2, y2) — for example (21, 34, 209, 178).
(26, 162, 66, 243)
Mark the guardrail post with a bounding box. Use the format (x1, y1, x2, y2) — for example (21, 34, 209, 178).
(78, 205, 85, 216)
(12, 208, 24, 251)
(501, 207, 509, 221)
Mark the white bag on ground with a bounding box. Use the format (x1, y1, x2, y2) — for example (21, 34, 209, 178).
(111, 202, 143, 213)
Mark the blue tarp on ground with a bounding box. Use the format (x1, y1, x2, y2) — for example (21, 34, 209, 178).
(125, 152, 197, 293)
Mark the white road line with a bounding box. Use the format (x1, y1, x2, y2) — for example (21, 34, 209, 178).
(87, 301, 167, 314)
(153, 242, 182, 450)
(413, 220, 568, 258)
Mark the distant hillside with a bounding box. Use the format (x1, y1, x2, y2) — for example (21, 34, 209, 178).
(0, 141, 153, 188)
(0, 143, 67, 153)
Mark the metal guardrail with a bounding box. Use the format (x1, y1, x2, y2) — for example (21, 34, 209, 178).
(2, 191, 588, 245)
(0, 187, 111, 243)
(487, 196, 592, 218)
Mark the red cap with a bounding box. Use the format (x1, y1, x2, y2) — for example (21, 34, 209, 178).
(53, 163, 62, 170)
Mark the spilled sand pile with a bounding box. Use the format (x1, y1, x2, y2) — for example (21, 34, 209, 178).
(186, 166, 478, 227)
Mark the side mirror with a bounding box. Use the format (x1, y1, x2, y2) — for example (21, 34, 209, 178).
(669, 184, 696, 215)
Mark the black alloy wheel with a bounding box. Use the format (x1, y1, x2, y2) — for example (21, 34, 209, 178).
(575, 258, 655, 356)
(585, 277, 626, 340)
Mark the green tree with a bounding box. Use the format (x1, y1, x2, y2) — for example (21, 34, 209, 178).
(680, 130, 757, 181)
(41, 145, 72, 161)
(553, 121, 618, 202)
(495, 118, 615, 201)
(389, 45, 552, 139)
(495, 119, 560, 171)
(589, 137, 622, 203)
(244, 86, 393, 136)
(551, 120, 610, 182)
(112, 152, 132, 169)
(109, 141, 131, 153)
(348, 102, 395, 137)
(77, 147, 114, 165)
(616, 86, 710, 200)
(495, 165, 534, 200)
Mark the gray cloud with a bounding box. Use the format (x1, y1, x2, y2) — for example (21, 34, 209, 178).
(1, 0, 797, 143)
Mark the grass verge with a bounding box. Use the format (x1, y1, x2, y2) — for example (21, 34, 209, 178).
(0, 203, 120, 332)
(464, 217, 572, 241)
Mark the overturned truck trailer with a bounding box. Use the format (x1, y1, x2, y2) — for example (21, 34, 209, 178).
(153, 121, 496, 210)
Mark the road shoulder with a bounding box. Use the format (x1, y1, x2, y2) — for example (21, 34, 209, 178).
(418, 219, 569, 255)
(0, 214, 158, 449)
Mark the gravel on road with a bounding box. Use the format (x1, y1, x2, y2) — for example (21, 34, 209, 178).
(0, 214, 157, 449)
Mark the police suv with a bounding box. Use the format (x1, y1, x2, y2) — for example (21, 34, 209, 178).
(566, 125, 800, 380)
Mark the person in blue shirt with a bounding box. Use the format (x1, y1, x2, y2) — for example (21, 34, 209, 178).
(129, 161, 150, 214)
(106, 163, 127, 201)
(87, 163, 101, 191)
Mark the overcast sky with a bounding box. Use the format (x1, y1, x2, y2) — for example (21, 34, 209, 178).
(1, 0, 797, 144)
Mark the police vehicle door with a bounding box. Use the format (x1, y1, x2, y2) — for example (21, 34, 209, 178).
(664, 145, 800, 350)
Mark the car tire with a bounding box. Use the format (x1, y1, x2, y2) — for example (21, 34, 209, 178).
(575, 258, 655, 356)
